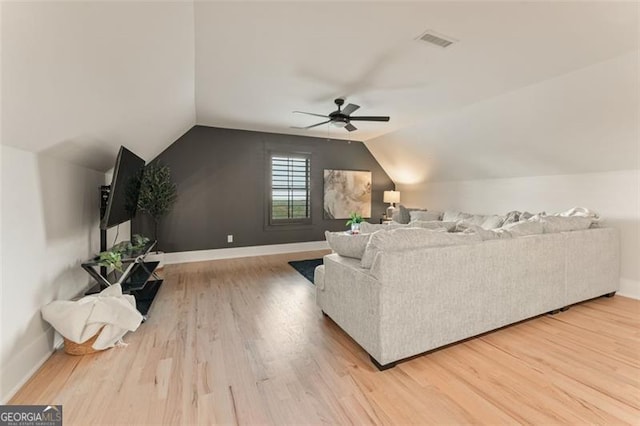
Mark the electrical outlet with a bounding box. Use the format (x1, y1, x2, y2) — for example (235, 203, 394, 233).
(227, 235, 233, 243)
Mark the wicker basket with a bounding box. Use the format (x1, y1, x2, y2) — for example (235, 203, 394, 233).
(63, 327, 105, 356)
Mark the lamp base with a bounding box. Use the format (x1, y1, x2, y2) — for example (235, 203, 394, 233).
(386, 205, 396, 219)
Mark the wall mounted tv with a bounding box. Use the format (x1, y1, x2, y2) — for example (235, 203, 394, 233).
(100, 146, 145, 230)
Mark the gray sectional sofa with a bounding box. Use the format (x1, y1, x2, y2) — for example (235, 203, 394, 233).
(315, 212, 620, 370)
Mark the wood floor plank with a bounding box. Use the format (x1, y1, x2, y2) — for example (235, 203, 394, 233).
(10, 250, 640, 425)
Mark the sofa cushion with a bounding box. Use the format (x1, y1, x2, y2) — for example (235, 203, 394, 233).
(410, 220, 457, 231)
(325, 231, 371, 259)
(540, 216, 593, 233)
(409, 210, 442, 222)
(361, 228, 482, 269)
(360, 221, 408, 233)
(501, 219, 544, 236)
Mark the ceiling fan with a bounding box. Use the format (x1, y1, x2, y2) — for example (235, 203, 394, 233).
(292, 98, 390, 132)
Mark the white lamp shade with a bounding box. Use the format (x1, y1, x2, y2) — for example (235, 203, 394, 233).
(383, 190, 400, 204)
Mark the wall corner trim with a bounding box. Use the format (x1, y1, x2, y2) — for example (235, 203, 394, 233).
(164, 241, 329, 265)
(618, 278, 640, 300)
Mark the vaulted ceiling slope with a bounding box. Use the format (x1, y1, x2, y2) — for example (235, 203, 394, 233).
(195, 1, 638, 145)
(1, 1, 196, 171)
(367, 51, 639, 183)
(1, 1, 638, 178)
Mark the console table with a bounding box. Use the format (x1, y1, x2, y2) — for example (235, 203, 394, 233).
(82, 241, 163, 317)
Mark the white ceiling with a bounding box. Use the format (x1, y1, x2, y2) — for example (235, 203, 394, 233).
(1, 1, 638, 180)
(194, 1, 638, 142)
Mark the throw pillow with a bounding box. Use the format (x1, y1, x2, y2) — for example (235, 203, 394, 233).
(442, 210, 460, 222)
(502, 210, 521, 226)
(409, 210, 442, 222)
(540, 216, 593, 233)
(442, 211, 474, 222)
(466, 214, 487, 226)
(556, 207, 601, 222)
(360, 221, 408, 233)
(462, 224, 514, 241)
(501, 219, 544, 237)
(324, 231, 371, 259)
(360, 228, 482, 269)
(480, 215, 506, 230)
(391, 204, 409, 224)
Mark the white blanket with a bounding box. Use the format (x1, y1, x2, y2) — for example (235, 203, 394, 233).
(41, 284, 143, 350)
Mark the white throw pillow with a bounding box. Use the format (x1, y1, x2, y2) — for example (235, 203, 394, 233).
(480, 215, 506, 230)
(324, 231, 371, 259)
(467, 215, 487, 226)
(361, 228, 482, 269)
(540, 216, 593, 233)
(442, 211, 473, 222)
(556, 207, 600, 222)
(462, 224, 514, 241)
(409, 210, 442, 222)
(501, 220, 544, 237)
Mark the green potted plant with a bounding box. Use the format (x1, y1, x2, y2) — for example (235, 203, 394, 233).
(137, 163, 177, 268)
(130, 234, 151, 254)
(97, 250, 124, 276)
(346, 212, 364, 234)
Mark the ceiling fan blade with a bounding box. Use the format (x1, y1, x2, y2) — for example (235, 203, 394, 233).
(341, 103, 360, 116)
(291, 120, 331, 130)
(348, 116, 390, 122)
(345, 123, 357, 132)
(293, 111, 329, 118)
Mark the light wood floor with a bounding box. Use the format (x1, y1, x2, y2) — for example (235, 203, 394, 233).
(11, 251, 640, 425)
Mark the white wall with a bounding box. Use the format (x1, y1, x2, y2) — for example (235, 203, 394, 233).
(0, 146, 104, 403)
(398, 170, 640, 298)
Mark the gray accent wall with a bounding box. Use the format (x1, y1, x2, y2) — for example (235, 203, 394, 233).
(132, 125, 394, 252)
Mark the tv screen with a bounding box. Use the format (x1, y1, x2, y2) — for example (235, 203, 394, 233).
(100, 146, 145, 230)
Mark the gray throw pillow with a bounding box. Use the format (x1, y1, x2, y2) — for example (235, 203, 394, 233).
(392, 205, 427, 224)
(324, 231, 371, 259)
(409, 210, 442, 222)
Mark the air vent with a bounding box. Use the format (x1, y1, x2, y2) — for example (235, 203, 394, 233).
(416, 30, 457, 48)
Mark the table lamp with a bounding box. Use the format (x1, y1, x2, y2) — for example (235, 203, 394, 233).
(383, 190, 400, 218)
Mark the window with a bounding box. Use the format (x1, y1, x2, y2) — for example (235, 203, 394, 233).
(269, 153, 311, 225)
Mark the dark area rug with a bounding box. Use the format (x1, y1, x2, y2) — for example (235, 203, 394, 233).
(288, 258, 323, 284)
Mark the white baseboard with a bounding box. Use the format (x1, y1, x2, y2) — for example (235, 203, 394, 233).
(0, 331, 56, 405)
(618, 277, 640, 300)
(164, 241, 329, 265)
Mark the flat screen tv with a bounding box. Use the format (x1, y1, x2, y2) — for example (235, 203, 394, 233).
(100, 146, 145, 230)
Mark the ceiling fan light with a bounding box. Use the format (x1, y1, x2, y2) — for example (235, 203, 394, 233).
(332, 121, 347, 128)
